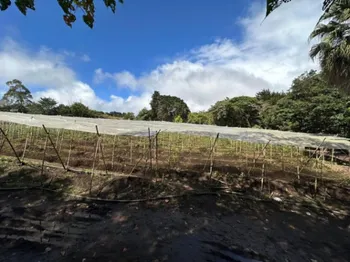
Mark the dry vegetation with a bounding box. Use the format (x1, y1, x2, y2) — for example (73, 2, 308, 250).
(0, 121, 349, 195)
(0, 121, 350, 261)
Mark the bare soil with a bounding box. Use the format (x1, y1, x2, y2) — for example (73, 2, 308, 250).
(0, 159, 349, 262)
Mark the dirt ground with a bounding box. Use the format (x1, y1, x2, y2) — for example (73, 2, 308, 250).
(0, 160, 349, 262)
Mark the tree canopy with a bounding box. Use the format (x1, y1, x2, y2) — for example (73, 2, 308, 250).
(1, 79, 33, 112)
(265, 0, 336, 17)
(0, 0, 124, 28)
(209, 96, 261, 128)
(267, 0, 350, 93)
(149, 91, 191, 122)
(309, 0, 350, 93)
(1, 76, 350, 137)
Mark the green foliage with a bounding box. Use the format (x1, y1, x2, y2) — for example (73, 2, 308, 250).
(2, 76, 350, 138)
(70, 102, 94, 117)
(309, 0, 350, 93)
(149, 91, 190, 122)
(0, 0, 124, 28)
(209, 96, 261, 127)
(261, 70, 350, 136)
(174, 115, 183, 123)
(266, 0, 335, 17)
(37, 97, 58, 115)
(123, 112, 135, 120)
(188, 112, 214, 125)
(256, 89, 286, 105)
(56, 104, 72, 116)
(267, 0, 350, 94)
(136, 108, 152, 120)
(1, 79, 33, 113)
(27, 102, 44, 114)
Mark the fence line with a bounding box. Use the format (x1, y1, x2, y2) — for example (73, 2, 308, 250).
(0, 122, 349, 195)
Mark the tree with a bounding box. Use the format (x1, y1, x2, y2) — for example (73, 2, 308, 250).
(309, 0, 350, 93)
(174, 115, 183, 123)
(123, 112, 135, 120)
(209, 96, 261, 127)
(56, 104, 72, 116)
(187, 112, 214, 125)
(260, 71, 350, 136)
(70, 102, 94, 117)
(136, 108, 152, 120)
(108, 111, 124, 118)
(27, 102, 44, 114)
(266, 0, 350, 93)
(0, 0, 124, 28)
(149, 91, 190, 122)
(150, 91, 161, 120)
(265, 0, 336, 18)
(256, 89, 286, 105)
(37, 97, 58, 115)
(1, 79, 33, 112)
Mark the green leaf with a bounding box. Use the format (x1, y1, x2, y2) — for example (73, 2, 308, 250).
(14, 0, 35, 15)
(0, 0, 12, 11)
(104, 0, 116, 12)
(63, 13, 76, 27)
(265, 0, 292, 18)
(83, 13, 94, 28)
(58, 0, 73, 14)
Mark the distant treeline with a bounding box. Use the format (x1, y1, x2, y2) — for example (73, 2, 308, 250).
(1, 70, 350, 137)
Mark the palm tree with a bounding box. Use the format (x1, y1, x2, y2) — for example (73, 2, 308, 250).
(309, 0, 350, 93)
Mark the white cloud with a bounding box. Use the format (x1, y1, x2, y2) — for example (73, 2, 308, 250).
(0, 0, 323, 114)
(62, 50, 91, 62)
(0, 38, 141, 113)
(94, 68, 138, 90)
(96, 0, 323, 112)
(81, 54, 91, 62)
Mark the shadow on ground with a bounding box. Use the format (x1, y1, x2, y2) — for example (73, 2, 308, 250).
(0, 160, 349, 262)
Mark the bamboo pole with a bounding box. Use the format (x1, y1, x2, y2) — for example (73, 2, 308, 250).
(55, 129, 61, 148)
(130, 136, 133, 165)
(111, 135, 116, 169)
(331, 148, 335, 165)
(66, 131, 74, 169)
(299, 138, 326, 174)
(296, 146, 301, 182)
(155, 130, 161, 172)
(148, 128, 152, 170)
(203, 133, 220, 174)
(0, 128, 23, 164)
(99, 141, 108, 176)
(168, 133, 172, 170)
(261, 145, 266, 191)
(95, 126, 108, 176)
(21, 131, 30, 162)
(41, 136, 49, 176)
(248, 140, 271, 176)
(58, 129, 65, 154)
(90, 135, 101, 195)
(281, 146, 285, 171)
(245, 142, 248, 170)
(42, 125, 66, 170)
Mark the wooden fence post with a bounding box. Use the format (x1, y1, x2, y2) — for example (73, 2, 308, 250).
(41, 135, 49, 176)
(148, 128, 152, 170)
(248, 140, 271, 176)
(203, 133, 220, 176)
(0, 128, 23, 165)
(42, 125, 66, 170)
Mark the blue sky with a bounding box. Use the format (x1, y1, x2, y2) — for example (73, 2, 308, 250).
(0, 0, 321, 113)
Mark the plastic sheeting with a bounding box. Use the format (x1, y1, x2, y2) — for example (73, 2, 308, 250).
(0, 112, 349, 149)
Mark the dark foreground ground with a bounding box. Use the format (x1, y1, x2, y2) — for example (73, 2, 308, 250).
(0, 162, 349, 261)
